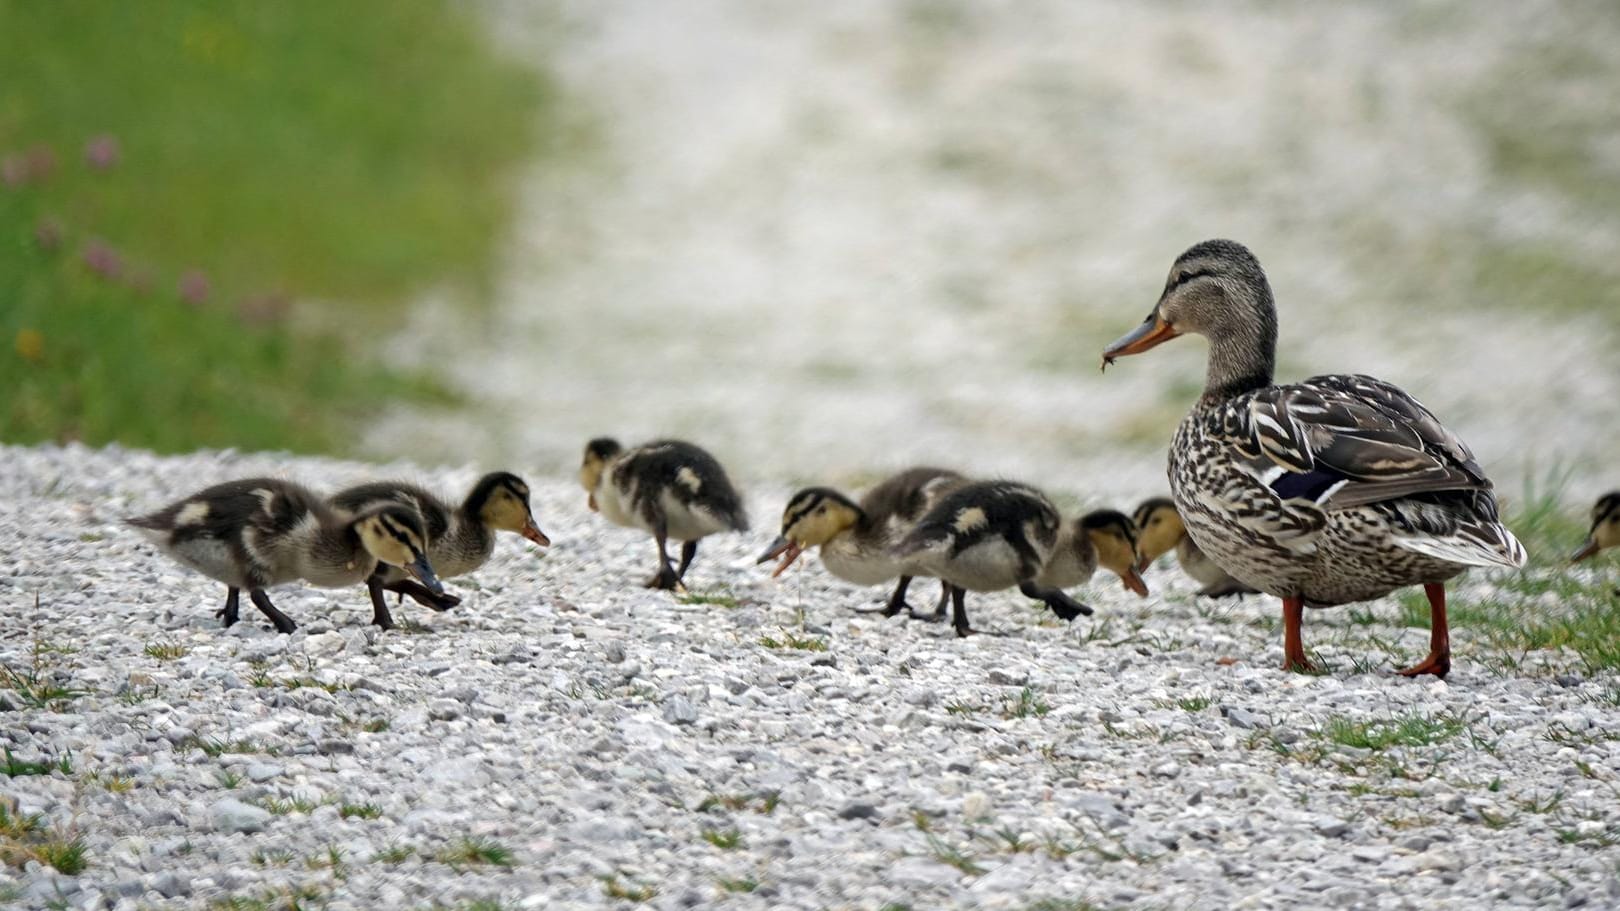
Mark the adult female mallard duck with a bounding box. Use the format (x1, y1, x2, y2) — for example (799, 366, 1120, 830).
(893, 480, 1148, 637)
(129, 478, 442, 634)
(580, 438, 748, 590)
(755, 467, 966, 619)
(329, 472, 550, 629)
(1132, 497, 1256, 598)
(1102, 239, 1526, 676)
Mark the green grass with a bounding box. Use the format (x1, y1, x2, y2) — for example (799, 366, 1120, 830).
(1001, 686, 1051, 719)
(717, 876, 759, 894)
(142, 641, 188, 661)
(1319, 711, 1467, 751)
(677, 588, 743, 608)
(599, 875, 657, 902)
(0, 805, 86, 875)
(758, 632, 829, 652)
(437, 836, 513, 869)
(0, 638, 87, 710)
(700, 828, 743, 849)
(1, 748, 72, 777)
(338, 802, 382, 820)
(0, 0, 560, 453)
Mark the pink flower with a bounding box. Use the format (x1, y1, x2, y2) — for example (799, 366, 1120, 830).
(1, 155, 25, 187)
(178, 269, 211, 306)
(34, 219, 63, 252)
(82, 239, 124, 280)
(84, 134, 121, 171)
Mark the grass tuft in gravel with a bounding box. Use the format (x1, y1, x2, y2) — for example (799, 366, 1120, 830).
(0, 638, 87, 710)
(600, 874, 657, 901)
(717, 876, 759, 893)
(207, 884, 326, 911)
(1001, 686, 1051, 719)
(438, 836, 513, 869)
(925, 833, 985, 876)
(1319, 711, 1469, 751)
(700, 827, 743, 849)
(1, 748, 73, 777)
(758, 631, 829, 651)
(338, 802, 382, 820)
(141, 641, 188, 661)
(0, 805, 87, 875)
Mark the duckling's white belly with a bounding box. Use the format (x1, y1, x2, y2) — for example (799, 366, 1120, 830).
(819, 536, 902, 586)
(659, 491, 730, 541)
(594, 480, 641, 531)
(297, 555, 375, 589)
(924, 539, 1036, 593)
(153, 534, 253, 588)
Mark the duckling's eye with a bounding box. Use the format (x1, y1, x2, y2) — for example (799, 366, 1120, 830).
(814, 505, 827, 516)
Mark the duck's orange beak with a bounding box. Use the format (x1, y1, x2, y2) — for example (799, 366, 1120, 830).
(1102, 313, 1181, 370)
(756, 536, 805, 578)
(522, 517, 551, 547)
(1570, 537, 1601, 564)
(1120, 566, 1150, 598)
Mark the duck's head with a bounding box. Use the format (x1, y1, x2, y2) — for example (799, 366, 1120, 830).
(1080, 509, 1150, 597)
(579, 437, 623, 511)
(1102, 239, 1278, 396)
(468, 472, 550, 547)
(1131, 497, 1186, 572)
(354, 505, 443, 594)
(1571, 492, 1620, 564)
(756, 487, 863, 577)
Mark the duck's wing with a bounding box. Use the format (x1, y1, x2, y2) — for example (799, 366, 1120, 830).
(1215, 374, 1525, 568)
(1219, 374, 1487, 509)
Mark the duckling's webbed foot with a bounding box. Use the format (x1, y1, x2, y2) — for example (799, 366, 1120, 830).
(367, 580, 397, 631)
(383, 579, 461, 612)
(216, 587, 242, 628)
(1018, 582, 1094, 621)
(248, 589, 297, 635)
(644, 523, 685, 591)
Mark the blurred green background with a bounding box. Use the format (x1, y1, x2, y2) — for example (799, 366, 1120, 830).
(0, 0, 552, 453)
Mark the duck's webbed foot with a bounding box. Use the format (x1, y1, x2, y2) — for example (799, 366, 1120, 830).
(1018, 582, 1094, 621)
(1395, 652, 1450, 678)
(644, 564, 683, 591)
(216, 587, 241, 628)
(248, 589, 297, 635)
(384, 579, 462, 611)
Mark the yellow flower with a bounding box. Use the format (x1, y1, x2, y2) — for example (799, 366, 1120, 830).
(15, 328, 44, 363)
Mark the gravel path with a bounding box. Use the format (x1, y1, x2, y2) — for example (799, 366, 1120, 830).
(5, 443, 1620, 910)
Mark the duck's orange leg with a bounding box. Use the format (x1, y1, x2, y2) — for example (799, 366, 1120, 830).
(1397, 583, 1451, 678)
(1282, 596, 1316, 673)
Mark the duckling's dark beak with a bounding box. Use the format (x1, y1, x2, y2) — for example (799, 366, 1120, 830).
(407, 554, 445, 595)
(587, 493, 599, 513)
(1570, 537, 1601, 564)
(756, 536, 805, 578)
(1120, 565, 1150, 598)
(1102, 313, 1181, 370)
(1135, 554, 1153, 574)
(521, 516, 551, 547)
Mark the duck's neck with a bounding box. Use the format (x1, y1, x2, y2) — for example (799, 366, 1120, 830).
(313, 522, 374, 574)
(447, 509, 494, 559)
(1203, 301, 1277, 401)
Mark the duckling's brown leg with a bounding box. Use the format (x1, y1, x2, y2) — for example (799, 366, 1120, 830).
(216, 587, 241, 628)
(1018, 582, 1094, 621)
(367, 579, 397, 631)
(645, 520, 681, 590)
(381, 580, 461, 611)
(1396, 583, 1451, 679)
(951, 586, 975, 638)
(248, 589, 297, 635)
(855, 576, 914, 617)
(674, 540, 699, 584)
(1281, 596, 1316, 673)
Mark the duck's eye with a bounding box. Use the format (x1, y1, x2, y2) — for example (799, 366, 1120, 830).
(815, 505, 827, 516)
(1171, 268, 1212, 291)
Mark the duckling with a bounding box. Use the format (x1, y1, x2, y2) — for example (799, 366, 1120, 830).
(128, 478, 442, 634)
(1132, 497, 1257, 598)
(329, 472, 551, 629)
(893, 481, 1150, 637)
(579, 438, 749, 590)
(1571, 492, 1620, 592)
(755, 467, 966, 618)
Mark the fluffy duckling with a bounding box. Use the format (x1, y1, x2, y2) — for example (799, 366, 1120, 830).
(580, 438, 748, 590)
(329, 472, 550, 629)
(755, 467, 966, 619)
(128, 478, 442, 634)
(1571, 492, 1620, 578)
(1133, 497, 1257, 598)
(894, 481, 1149, 637)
